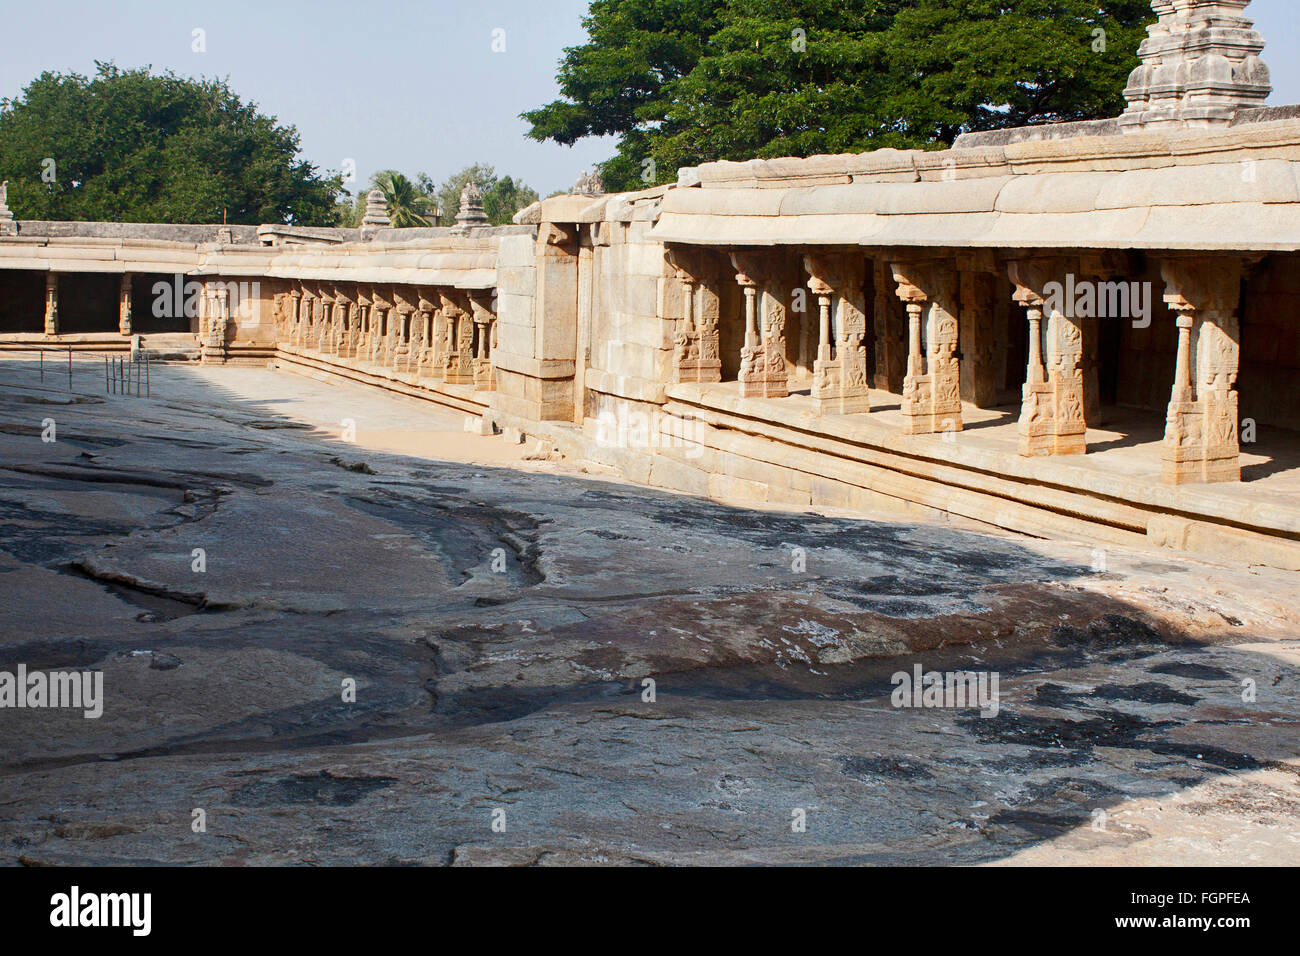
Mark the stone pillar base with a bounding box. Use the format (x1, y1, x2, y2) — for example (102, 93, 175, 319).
(445, 352, 475, 385)
(1018, 379, 1086, 456)
(901, 375, 963, 435)
(1162, 396, 1241, 484)
(676, 359, 722, 383)
(811, 358, 871, 415)
(739, 342, 788, 399)
(473, 358, 496, 391)
(739, 345, 788, 398)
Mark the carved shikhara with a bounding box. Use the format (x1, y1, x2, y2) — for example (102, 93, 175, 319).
(730, 251, 789, 400)
(892, 260, 962, 436)
(666, 247, 721, 384)
(1160, 257, 1245, 484)
(1009, 258, 1087, 457)
(805, 253, 870, 415)
(1120, 0, 1271, 133)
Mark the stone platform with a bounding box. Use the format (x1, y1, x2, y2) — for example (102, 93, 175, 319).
(653, 382, 1300, 571)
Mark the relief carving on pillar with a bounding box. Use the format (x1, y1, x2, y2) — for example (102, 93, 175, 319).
(665, 247, 722, 384)
(391, 288, 418, 374)
(805, 253, 870, 415)
(43, 274, 59, 337)
(730, 251, 789, 399)
(286, 287, 303, 346)
(369, 287, 394, 363)
(416, 289, 442, 381)
(332, 286, 355, 357)
(200, 285, 229, 365)
(317, 287, 336, 353)
(469, 292, 497, 391)
(298, 286, 317, 349)
(353, 289, 371, 356)
(440, 290, 475, 385)
(1008, 258, 1086, 456)
(1160, 257, 1245, 483)
(892, 260, 962, 435)
(119, 274, 133, 337)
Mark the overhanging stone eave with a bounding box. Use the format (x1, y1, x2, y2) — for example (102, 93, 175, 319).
(650, 202, 1300, 253)
(260, 266, 498, 289)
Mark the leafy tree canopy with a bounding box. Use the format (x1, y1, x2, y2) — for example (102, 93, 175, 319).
(523, 0, 1155, 191)
(0, 61, 342, 225)
(373, 169, 435, 227)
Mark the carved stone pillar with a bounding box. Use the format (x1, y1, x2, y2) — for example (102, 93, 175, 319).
(665, 247, 722, 383)
(201, 285, 229, 365)
(355, 289, 372, 357)
(469, 292, 497, 391)
(441, 291, 475, 385)
(118, 274, 133, 336)
(286, 287, 302, 346)
(331, 286, 354, 357)
(392, 288, 417, 373)
(317, 288, 336, 352)
(805, 253, 870, 415)
(957, 253, 999, 408)
(1160, 257, 1244, 484)
(44, 273, 58, 336)
(730, 251, 789, 399)
(892, 260, 962, 435)
(1008, 259, 1086, 456)
(369, 288, 393, 363)
(416, 289, 441, 381)
(299, 287, 317, 349)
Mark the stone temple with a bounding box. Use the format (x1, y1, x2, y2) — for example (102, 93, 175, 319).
(2, 0, 1300, 869)
(1, 0, 1298, 577)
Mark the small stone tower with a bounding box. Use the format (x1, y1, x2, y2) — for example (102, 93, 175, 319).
(454, 181, 489, 228)
(0, 181, 15, 237)
(359, 188, 390, 239)
(1119, 0, 1271, 133)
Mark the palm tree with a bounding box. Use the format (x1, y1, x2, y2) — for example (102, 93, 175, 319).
(372, 170, 434, 228)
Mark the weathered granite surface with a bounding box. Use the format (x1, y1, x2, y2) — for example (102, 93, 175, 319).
(0, 361, 1296, 865)
(12, 222, 262, 243)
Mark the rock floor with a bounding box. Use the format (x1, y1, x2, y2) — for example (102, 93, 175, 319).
(1, 359, 1297, 865)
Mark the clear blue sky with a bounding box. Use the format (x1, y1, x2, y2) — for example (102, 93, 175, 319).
(1, 0, 1296, 199)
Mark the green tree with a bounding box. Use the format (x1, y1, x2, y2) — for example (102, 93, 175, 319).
(524, 0, 1154, 191)
(437, 164, 540, 226)
(334, 191, 363, 228)
(0, 62, 342, 225)
(371, 169, 435, 227)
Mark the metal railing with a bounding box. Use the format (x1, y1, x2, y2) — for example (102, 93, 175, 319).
(0, 341, 151, 397)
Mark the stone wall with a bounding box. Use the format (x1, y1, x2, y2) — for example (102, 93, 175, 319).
(1241, 252, 1300, 430)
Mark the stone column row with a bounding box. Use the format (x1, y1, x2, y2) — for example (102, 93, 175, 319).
(272, 280, 497, 392)
(663, 245, 1247, 486)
